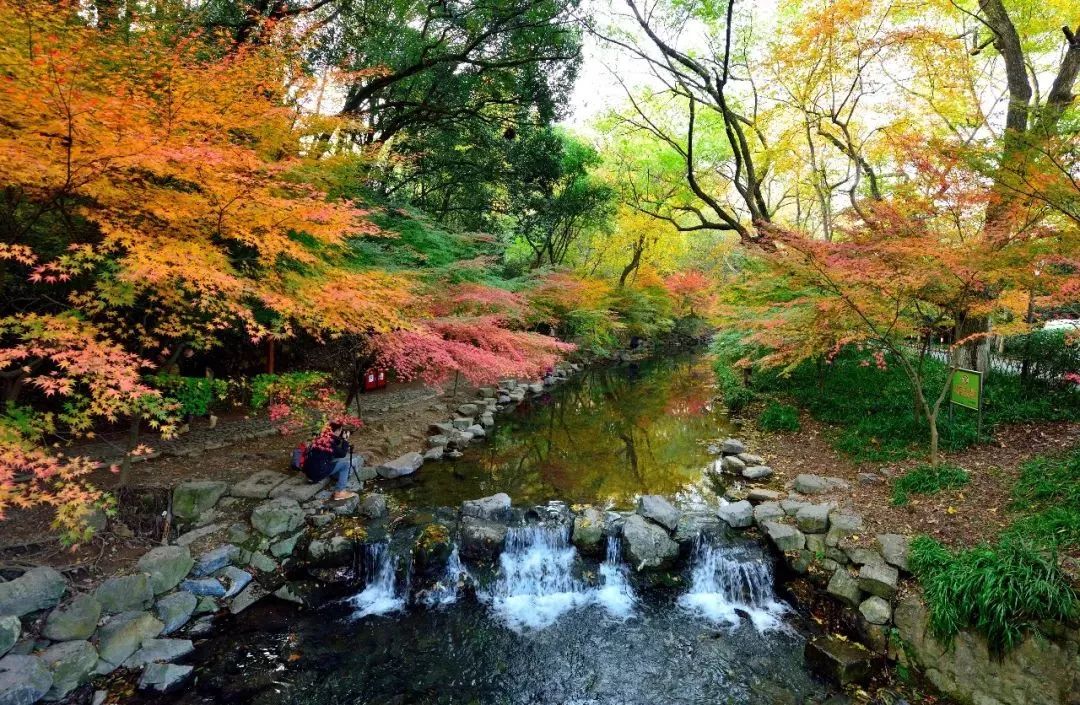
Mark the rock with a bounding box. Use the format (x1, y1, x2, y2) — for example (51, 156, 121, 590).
(787, 549, 813, 575)
(571, 508, 605, 550)
(191, 545, 238, 577)
(737, 453, 763, 465)
(0, 567, 66, 617)
(621, 515, 679, 571)
(781, 499, 809, 516)
(465, 423, 486, 439)
(461, 493, 512, 522)
(268, 474, 327, 502)
(826, 569, 863, 607)
(136, 546, 194, 595)
(42, 594, 101, 642)
(179, 578, 226, 598)
(795, 504, 831, 533)
(95, 574, 154, 614)
(216, 567, 253, 598)
(272, 584, 305, 606)
(843, 544, 884, 566)
(269, 532, 303, 559)
(875, 534, 910, 572)
(742, 465, 773, 480)
(447, 430, 474, 447)
(39, 640, 96, 700)
(328, 494, 360, 516)
(805, 635, 875, 685)
(826, 512, 864, 547)
(153, 592, 196, 635)
(674, 511, 722, 543)
(858, 563, 898, 599)
(480, 413, 495, 428)
(246, 552, 277, 574)
(423, 447, 444, 461)
(478, 387, 496, 398)
(456, 403, 479, 416)
(747, 488, 782, 503)
(94, 611, 163, 667)
(857, 472, 883, 485)
(459, 516, 508, 560)
(376, 451, 424, 479)
(762, 521, 805, 551)
(0, 617, 18, 658)
(753, 502, 784, 525)
(308, 513, 334, 528)
(0, 654, 52, 705)
(859, 596, 892, 625)
(306, 536, 352, 564)
(720, 455, 746, 474)
(229, 583, 267, 614)
(359, 493, 389, 519)
(193, 597, 217, 616)
(429, 422, 455, 435)
(175, 523, 226, 548)
(428, 434, 450, 448)
(793, 474, 831, 495)
(806, 533, 826, 555)
(720, 438, 747, 455)
(138, 663, 193, 693)
(123, 638, 193, 668)
(185, 616, 214, 638)
(717, 500, 753, 528)
(171, 481, 228, 523)
(451, 417, 473, 430)
(636, 495, 679, 531)
(229, 470, 288, 499)
(251, 497, 305, 537)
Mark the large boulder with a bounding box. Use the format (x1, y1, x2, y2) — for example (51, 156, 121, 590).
(250, 498, 305, 537)
(136, 546, 194, 595)
(461, 493, 512, 522)
(571, 507, 605, 552)
(718, 500, 753, 528)
(95, 574, 154, 614)
(761, 521, 805, 552)
(94, 611, 163, 669)
(40, 640, 97, 701)
(376, 452, 424, 479)
(139, 663, 193, 693)
(636, 495, 679, 531)
(171, 481, 228, 524)
(0, 654, 52, 705)
(805, 635, 876, 685)
(153, 592, 197, 636)
(42, 594, 101, 642)
(621, 515, 679, 571)
(123, 639, 194, 669)
(0, 567, 66, 617)
(875, 533, 910, 572)
(459, 516, 508, 561)
(0, 617, 18, 658)
(858, 563, 898, 599)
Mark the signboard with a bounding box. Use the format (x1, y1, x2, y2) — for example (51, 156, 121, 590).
(950, 368, 982, 411)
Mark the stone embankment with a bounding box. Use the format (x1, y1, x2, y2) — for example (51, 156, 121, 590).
(0, 365, 579, 705)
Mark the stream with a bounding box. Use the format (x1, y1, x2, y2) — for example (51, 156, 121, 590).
(136, 354, 834, 705)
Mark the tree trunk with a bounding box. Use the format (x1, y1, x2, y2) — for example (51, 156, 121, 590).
(928, 410, 940, 467)
(117, 414, 141, 488)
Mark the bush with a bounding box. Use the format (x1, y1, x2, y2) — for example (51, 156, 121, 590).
(909, 535, 1078, 652)
(710, 330, 758, 412)
(147, 375, 227, 417)
(250, 371, 330, 410)
(1000, 330, 1080, 384)
(758, 401, 800, 432)
(891, 463, 969, 505)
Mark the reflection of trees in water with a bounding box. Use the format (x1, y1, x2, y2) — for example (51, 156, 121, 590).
(475, 355, 726, 504)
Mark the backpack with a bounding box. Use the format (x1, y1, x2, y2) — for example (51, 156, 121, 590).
(290, 442, 309, 472)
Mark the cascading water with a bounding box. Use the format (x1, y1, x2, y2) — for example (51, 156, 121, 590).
(678, 535, 788, 632)
(594, 536, 635, 619)
(348, 543, 405, 619)
(421, 545, 470, 607)
(486, 524, 590, 631)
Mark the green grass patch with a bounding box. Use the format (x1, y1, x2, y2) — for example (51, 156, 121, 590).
(891, 463, 970, 506)
(909, 535, 1078, 652)
(758, 401, 800, 432)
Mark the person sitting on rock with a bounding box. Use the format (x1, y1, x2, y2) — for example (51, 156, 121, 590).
(303, 421, 360, 501)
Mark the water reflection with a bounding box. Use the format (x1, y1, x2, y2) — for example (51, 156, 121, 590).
(396, 354, 733, 509)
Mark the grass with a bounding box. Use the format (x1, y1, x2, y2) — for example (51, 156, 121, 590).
(909, 534, 1078, 653)
(758, 401, 800, 432)
(891, 463, 970, 506)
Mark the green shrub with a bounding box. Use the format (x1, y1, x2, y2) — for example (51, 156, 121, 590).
(147, 375, 227, 417)
(758, 401, 800, 432)
(710, 330, 758, 412)
(1001, 330, 1080, 384)
(891, 463, 969, 505)
(909, 535, 1078, 652)
(250, 371, 329, 410)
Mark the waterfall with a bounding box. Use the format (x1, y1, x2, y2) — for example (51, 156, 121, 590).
(594, 536, 635, 619)
(678, 535, 787, 632)
(348, 543, 405, 619)
(421, 545, 470, 608)
(486, 525, 590, 631)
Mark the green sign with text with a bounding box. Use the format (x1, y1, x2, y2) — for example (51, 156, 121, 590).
(951, 368, 982, 410)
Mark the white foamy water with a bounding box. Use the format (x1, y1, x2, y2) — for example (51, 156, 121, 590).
(421, 545, 470, 607)
(678, 536, 788, 633)
(594, 536, 635, 619)
(348, 543, 405, 619)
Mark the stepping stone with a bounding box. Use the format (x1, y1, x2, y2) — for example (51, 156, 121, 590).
(231, 470, 290, 499)
(376, 452, 424, 479)
(636, 495, 680, 531)
(742, 465, 773, 480)
(268, 474, 327, 502)
(805, 635, 875, 685)
(718, 500, 753, 528)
